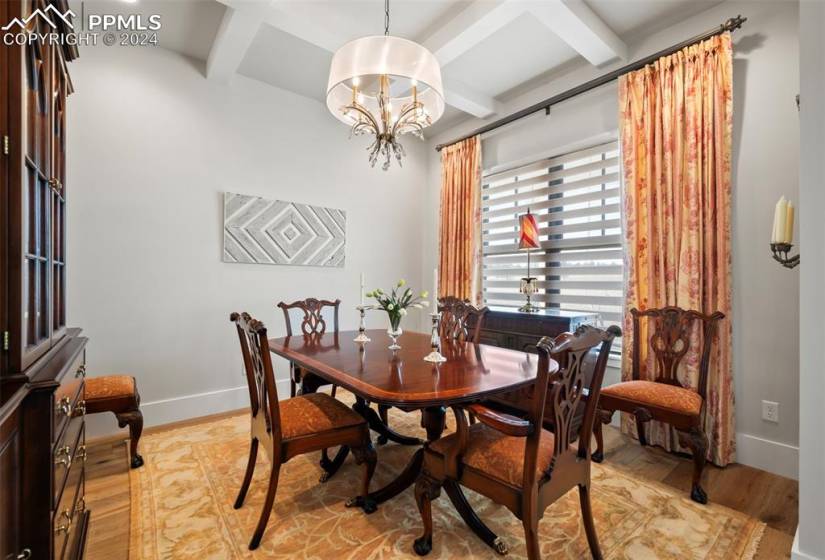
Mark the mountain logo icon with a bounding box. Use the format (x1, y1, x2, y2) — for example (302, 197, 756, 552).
(2, 5, 75, 31)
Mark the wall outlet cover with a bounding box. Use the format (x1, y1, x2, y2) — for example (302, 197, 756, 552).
(762, 400, 780, 423)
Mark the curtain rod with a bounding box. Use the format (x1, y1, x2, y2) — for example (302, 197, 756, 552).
(435, 15, 747, 152)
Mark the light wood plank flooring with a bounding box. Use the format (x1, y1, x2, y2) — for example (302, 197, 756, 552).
(84, 420, 797, 560)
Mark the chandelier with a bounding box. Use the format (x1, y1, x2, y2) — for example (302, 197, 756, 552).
(326, 0, 444, 170)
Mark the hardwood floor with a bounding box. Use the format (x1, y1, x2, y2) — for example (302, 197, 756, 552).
(83, 421, 797, 559)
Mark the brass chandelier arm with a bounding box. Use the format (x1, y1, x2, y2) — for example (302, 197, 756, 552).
(343, 102, 381, 136)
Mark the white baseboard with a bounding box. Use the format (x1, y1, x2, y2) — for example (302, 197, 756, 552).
(736, 432, 798, 480)
(84, 379, 290, 439)
(793, 530, 825, 560)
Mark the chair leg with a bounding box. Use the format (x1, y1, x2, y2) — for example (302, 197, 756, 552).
(633, 407, 652, 447)
(579, 484, 603, 559)
(592, 409, 614, 463)
(331, 385, 338, 398)
(234, 438, 258, 509)
(115, 408, 144, 469)
(249, 461, 281, 550)
(413, 473, 442, 556)
(346, 441, 378, 514)
(678, 427, 709, 504)
(289, 378, 296, 398)
(522, 510, 540, 560)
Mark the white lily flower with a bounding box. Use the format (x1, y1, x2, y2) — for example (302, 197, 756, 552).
(400, 308, 408, 316)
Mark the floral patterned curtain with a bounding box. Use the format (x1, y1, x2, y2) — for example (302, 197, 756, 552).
(439, 136, 482, 304)
(619, 33, 734, 465)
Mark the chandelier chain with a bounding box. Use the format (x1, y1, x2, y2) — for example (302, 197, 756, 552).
(384, 0, 389, 35)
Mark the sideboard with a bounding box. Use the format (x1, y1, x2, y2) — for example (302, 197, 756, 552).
(472, 306, 599, 351)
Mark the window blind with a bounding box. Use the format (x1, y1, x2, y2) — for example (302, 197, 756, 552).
(481, 139, 624, 350)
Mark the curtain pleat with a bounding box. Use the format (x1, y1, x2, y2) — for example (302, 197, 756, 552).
(438, 136, 482, 303)
(619, 33, 734, 466)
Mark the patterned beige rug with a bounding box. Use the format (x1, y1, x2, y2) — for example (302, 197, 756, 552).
(129, 391, 764, 559)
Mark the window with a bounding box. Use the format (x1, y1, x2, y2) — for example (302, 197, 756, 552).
(480, 139, 623, 353)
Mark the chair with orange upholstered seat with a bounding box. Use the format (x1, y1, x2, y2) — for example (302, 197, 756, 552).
(230, 311, 377, 550)
(85, 374, 145, 468)
(413, 324, 619, 560)
(592, 306, 724, 504)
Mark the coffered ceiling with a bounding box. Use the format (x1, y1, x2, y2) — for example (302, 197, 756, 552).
(72, 0, 724, 134)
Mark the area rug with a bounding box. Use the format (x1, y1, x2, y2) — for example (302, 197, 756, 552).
(129, 391, 764, 559)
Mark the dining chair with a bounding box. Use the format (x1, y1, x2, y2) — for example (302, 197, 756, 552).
(593, 306, 724, 504)
(230, 312, 377, 550)
(413, 324, 619, 560)
(278, 298, 348, 478)
(437, 296, 488, 344)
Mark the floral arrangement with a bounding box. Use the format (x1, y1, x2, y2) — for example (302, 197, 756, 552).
(366, 279, 429, 333)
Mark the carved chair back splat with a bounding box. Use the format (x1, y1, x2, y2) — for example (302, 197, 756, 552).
(437, 296, 488, 344)
(278, 298, 341, 337)
(631, 306, 724, 400)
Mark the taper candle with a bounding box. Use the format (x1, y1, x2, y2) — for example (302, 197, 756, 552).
(432, 267, 438, 308)
(784, 202, 795, 244)
(360, 273, 365, 306)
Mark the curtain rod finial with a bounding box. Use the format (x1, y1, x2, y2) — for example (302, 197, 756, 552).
(724, 15, 747, 32)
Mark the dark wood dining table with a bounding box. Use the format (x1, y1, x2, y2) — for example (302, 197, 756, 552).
(268, 328, 551, 554)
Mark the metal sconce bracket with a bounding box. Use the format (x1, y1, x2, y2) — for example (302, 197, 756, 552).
(771, 243, 800, 269)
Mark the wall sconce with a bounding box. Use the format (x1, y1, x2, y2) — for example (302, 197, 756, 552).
(771, 196, 799, 269)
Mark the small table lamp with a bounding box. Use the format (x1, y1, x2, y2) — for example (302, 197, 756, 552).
(518, 209, 540, 313)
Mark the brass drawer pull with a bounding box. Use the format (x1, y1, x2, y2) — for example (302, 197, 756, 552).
(54, 446, 72, 468)
(75, 364, 86, 378)
(75, 445, 87, 462)
(75, 497, 86, 514)
(16, 549, 32, 559)
(73, 400, 86, 417)
(55, 396, 71, 417)
(55, 509, 72, 534)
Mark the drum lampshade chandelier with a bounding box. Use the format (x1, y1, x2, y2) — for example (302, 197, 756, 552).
(326, 0, 445, 170)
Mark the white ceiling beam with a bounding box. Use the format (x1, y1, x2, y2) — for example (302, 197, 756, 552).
(421, 0, 524, 67)
(206, 1, 272, 83)
(527, 0, 627, 66)
(443, 78, 502, 119)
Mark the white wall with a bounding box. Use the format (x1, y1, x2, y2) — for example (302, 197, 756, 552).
(794, 1, 825, 558)
(67, 45, 429, 437)
(423, 0, 800, 477)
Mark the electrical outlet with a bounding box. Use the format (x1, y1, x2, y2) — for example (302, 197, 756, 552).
(762, 400, 779, 423)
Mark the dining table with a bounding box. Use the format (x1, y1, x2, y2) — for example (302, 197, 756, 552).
(268, 328, 551, 555)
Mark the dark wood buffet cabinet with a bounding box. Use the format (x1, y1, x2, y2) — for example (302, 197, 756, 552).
(1, 1, 88, 559)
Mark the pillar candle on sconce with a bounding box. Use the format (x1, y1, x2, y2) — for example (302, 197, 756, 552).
(770, 196, 799, 269)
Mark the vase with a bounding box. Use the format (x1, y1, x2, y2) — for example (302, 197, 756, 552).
(387, 315, 403, 350)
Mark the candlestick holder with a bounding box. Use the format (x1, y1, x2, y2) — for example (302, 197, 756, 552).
(423, 312, 447, 363)
(354, 305, 372, 343)
(770, 243, 800, 269)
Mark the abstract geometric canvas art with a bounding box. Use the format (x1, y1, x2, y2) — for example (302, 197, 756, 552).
(223, 192, 346, 267)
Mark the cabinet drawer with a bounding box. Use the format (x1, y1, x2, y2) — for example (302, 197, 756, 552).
(54, 466, 84, 560)
(54, 418, 85, 509)
(53, 353, 86, 443)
